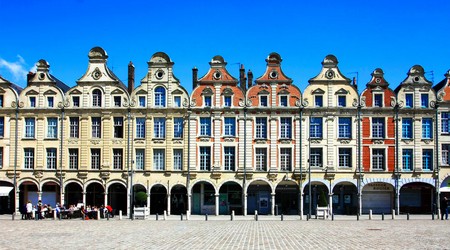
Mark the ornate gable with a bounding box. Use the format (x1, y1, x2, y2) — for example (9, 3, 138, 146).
(399, 65, 432, 86)
(366, 68, 389, 88)
(308, 55, 352, 84)
(197, 56, 238, 84)
(77, 47, 121, 85)
(312, 88, 325, 95)
(255, 52, 292, 84)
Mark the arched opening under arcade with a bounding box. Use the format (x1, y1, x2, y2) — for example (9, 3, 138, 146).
(191, 181, 215, 215)
(19, 181, 38, 208)
(362, 182, 394, 214)
(86, 182, 104, 208)
(0, 181, 14, 214)
(218, 182, 242, 215)
(150, 184, 167, 215)
(275, 180, 299, 215)
(302, 182, 329, 216)
(64, 182, 83, 207)
(400, 182, 434, 214)
(247, 180, 272, 215)
(170, 185, 187, 215)
(133, 184, 147, 208)
(108, 182, 127, 215)
(41, 181, 60, 207)
(332, 182, 357, 215)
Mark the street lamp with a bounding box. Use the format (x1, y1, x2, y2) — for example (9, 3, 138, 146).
(183, 98, 196, 214)
(57, 99, 69, 209)
(295, 99, 306, 219)
(11, 98, 23, 220)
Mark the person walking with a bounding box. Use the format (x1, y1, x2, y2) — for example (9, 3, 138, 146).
(26, 200, 32, 220)
(441, 197, 448, 220)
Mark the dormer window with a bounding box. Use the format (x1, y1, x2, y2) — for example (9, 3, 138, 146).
(224, 96, 232, 107)
(30, 97, 36, 108)
(374, 94, 383, 107)
(114, 96, 121, 107)
(72, 96, 80, 107)
(138, 96, 146, 107)
(260, 96, 268, 107)
(154, 86, 166, 107)
(315, 95, 323, 107)
(204, 96, 212, 107)
(92, 89, 102, 107)
(405, 94, 413, 108)
(173, 96, 181, 107)
(47, 96, 54, 108)
(421, 94, 429, 108)
(338, 96, 346, 107)
(0, 95, 3, 107)
(280, 96, 288, 107)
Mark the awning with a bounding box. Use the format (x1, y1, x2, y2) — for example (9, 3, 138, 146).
(440, 187, 450, 193)
(0, 186, 13, 196)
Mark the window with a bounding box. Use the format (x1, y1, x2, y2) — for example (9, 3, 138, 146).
(153, 149, 165, 170)
(69, 149, 78, 170)
(372, 149, 385, 170)
(69, 117, 79, 138)
(374, 94, 383, 107)
(30, 97, 36, 108)
(256, 117, 267, 139)
(422, 118, 433, 139)
(224, 117, 236, 136)
(91, 117, 101, 138)
(113, 149, 123, 170)
(260, 95, 268, 107)
(338, 96, 346, 107)
(154, 87, 166, 107)
(173, 149, 182, 171)
(315, 95, 323, 107)
(46, 148, 57, 169)
(224, 96, 232, 107)
(423, 149, 433, 171)
(138, 96, 146, 107)
(91, 149, 100, 170)
(338, 117, 351, 138)
(0, 147, 3, 169)
(92, 89, 102, 107)
(405, 94, 413, 108)
(442, 112, 450, 134)
(136, 118, 146, 138)
(25, 118, 35, 138)
(402, 149, 413, 171)
(47, 96, 54, 107)
(310, 117, 323, 138)
(135, 149, 145, 170)
(310, 148, 323, 167)
(114, 96, 121, 107)
(174, 96, 181, 107)
(280, 96, 288, 107)
(443, 145, 450, 165)
(47, 118, 58, 139)
(24, 148, 34, 169)
(113, 117, 123, 138)
(421, 94, 429, 108)
(224, 147, 235, 171)
(339, 148, 352, 168)
(200, 117, 211, 136)
(255, 148, 267, 171)
(0, 117, 4, 137)
(372, 118, 385, 138)
(280, 148, 292, 171)
(204, 96, 212, 107)
(280, 117, 291, 139)
(402, 118, 413, 139)
(0, 95, 3, 107)
(173, 118, 183, 138)
(72, 96, 80, 107)
(199, 147, 211, 171)
(154, 118, 166, 139)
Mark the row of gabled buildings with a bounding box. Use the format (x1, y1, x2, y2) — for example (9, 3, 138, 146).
(1, 46, 450, 217)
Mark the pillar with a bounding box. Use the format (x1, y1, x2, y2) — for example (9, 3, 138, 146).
(271, 193, 275, 215)
(37, 191, 42, 202)
(15, 189, 20, 214)
(215, 194, 219, 216)
(60, 192, 65, 207)
(127, 186, 131, 218)
(167, 193, 171, 216)
(187, 194, 191, 213)
(328, 192, 333, 216)
(104, 192, 108, 206)
(82, 192, 86, 206)
(147, 191, 150, 208)
(244, 193, 247, 216)
(299, 190, 304, 219)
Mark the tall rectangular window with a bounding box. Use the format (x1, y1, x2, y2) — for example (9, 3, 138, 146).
(47, 118, 58, 138)
(173, 117, 183, 138)
(46, 148, 57, 169)
(442, 112, 450, 134)
(339, 148, 352, 168)
(154, 118, 166, 139)
(91, 117, 101, 138)
(402, 118, 413, 139)
(280, 148, 292, 171)
(372, 149, 385, 170)
(402, 149, 413, 171)
(200, 147, 211, 171)
(280, 117, 291, 139)
(442, 145, 450, 165)
(224, 96, 232, 107)
(224, 117, 236, 136)
(423, 149, 433, 171)
(280, 96, 288, 107)
(338, 117, 352, 138)
(29, 97, 36, 108)
(422, 118, 433, 139)
(0, 147, 3, 169)
(153, 149, 165, 170)
(310, 148, 323, 167)
(138, 96, 146, 107)
(256, 117, 267, 139)
(154, 87, 166, 107)
(135, 149, 145, 170)
(114, 117, 124, 138)
(0, 117, 4, 137)
(72, 96, 80, 107)
(69, 149, 78, 170)
(200, 117, 211, 136)
(224, 147, 235, 171)
(405, 94, 413, 108)
(338, 96, 346, 107)
(25, 118, 35, 138)
(173, 149, 182, 171)
(255, 148, 267, 171)
(374, 94, 383, 107)
(421, 94, 429, 108)
(310, 117, 323, 138)
(173, 96, 181, 107)
(69, 117, 79, 138)
(24, 148, 34, 169)
(113, 149, 123, 170)
(114, 96, 121, 107)
(47, 96, 54, 107)
(0, 95, 3, 107)
(315, 95, 323, 107)
(204, 96, 212, 107)
(91, 149, 100, 170)
(136, 118, 146, 138)
(372, 118, 385, 138)
(260, 96, 268, 107)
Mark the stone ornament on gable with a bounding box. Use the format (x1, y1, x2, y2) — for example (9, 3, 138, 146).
(92, 67, 102, 80)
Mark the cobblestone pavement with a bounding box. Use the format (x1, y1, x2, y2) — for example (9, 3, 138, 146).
(1, 215, 449, 249)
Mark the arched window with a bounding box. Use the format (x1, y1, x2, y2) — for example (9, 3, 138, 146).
(154, 86, 166, 107)
(92, 89, 102, 107)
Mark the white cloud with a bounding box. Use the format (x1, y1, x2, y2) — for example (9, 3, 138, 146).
(0, 55, 30, 82)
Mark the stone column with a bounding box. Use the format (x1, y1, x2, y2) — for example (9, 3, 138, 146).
(271, 193, 275, 215)
(104, 192, 108, 206)
(328, 193, 333, 217)
(167, 193, 171, 216)
(37, 191, 42, 202)
(82, 192, 86, 206)
(244, 193, 248, 216)
(60, 192, 65, 207)
(299, 190, 303, 219)
(187, 194, 191, 213)
(215, 194, 219, 216)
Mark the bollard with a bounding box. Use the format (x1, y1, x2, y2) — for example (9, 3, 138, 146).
(156, 213, 159, 221)
(369, 210, 372, 220)
(54, 211, 57, 220)
(331, 212, 334, 221)
(34, 210, 38, 221)
(119, 210, 123, 220)
(205, 214, 208, 221)
(181, 214, 183, 221)
(307, 214, 310, 221)
(97, 210, 100, 220)
(164, 210, 167, 220)
(357, 213, 360, 221)
(187, 210, 190, 221)
(231, 210, 234, 221)
(255, 210, 258, 221)
(392, 209, 395, 220)
(407, 213, 410, 220)
(12, 212, 15, 221)
(275, 205, 278, 216)
(107, 212, 110, 221)
(432, 212, 435, 220)
(281, 214, 284, 221)
(382, 213, 384, 220)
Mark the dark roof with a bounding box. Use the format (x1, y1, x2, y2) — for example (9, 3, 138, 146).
(10, 83, 23, 94)
(50, 74, 71, 93)
(433, 78, 447, 92)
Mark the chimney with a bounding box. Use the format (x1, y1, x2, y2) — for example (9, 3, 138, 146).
(128, 61, 135, 94)
(239, 64, 246, 92)
(352, 77, 357, 91)
(27, 72, 34, 86)
(192, 67, 198, 90)
(247, 70, 253, 89)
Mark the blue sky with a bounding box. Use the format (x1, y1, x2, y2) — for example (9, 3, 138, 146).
(1, 0, 449, 93)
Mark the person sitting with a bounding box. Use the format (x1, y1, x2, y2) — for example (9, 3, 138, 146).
(80, 206, 88, 220)
(105, 205, 113, 218)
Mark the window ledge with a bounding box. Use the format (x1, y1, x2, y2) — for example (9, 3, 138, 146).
(22, 138, 36, 140)
(44, 138, 59, 140)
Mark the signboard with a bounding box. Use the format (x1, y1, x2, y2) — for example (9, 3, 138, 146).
(364, 183, 393, 192)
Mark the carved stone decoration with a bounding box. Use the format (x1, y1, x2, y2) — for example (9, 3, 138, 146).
(238, 98, 252, 107)
(310, 139, 322, 144)
(100, 171, 110, 180)
(223, 138, 235, 142)
(437, 91, 445, 102)
(134, 139, 145, 144)
(422, 139, 432, 144)
(255, 139, 267, 144)
(68, 139, 79, 144)
(112, 140, 123, 144)
(430, 100, 436, 108)
(401, 139, 412, 144)
(152, 139, 165, 144)
(173, 140, 183, 144)
(373, 139, 384, 144)
(267, 173, 278, 182)
(33, 171, 43, 179)
(92, 67, 102, 80)
(90, 140, 101, 145)
(200, 138, 210, 142)
(77, 172, 88, 180)
(279, 139, 291, 144)
(339, 139, 350, 144)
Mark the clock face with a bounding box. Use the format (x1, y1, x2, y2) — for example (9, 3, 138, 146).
(325, 70, 334, 79)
